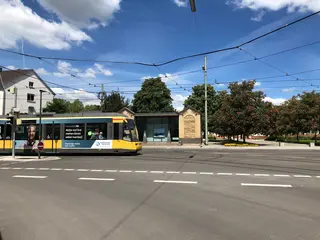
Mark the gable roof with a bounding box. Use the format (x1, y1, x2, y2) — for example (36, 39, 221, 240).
(179, 106, 201, 115)
(0, 69, 55, 95)
(118, 107, 135, 115)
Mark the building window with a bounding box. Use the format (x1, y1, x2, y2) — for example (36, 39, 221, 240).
(27, 93, 35, 102)
(29, 82, 34, 88)
(28, 106, 35, 114)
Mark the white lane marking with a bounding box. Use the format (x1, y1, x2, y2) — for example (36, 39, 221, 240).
(150, 171, 164, 174)
(241, 183, 292, 188)
(236, 173, 250, 176)
(78, 177, 115, 181)
(183, 172, 197, 174)
(38, 168, 50, 171)
(25, 168, 36, 170)
(291, 156, 306, 159)
(166, 171, 180, 174)
(217, 173, 232, 176)
(51, 168, 62, 171)
(105, 170, 117, 172)
(0, 167, 11, 170)
(76, 169, 89, 172)
(64, 168, 75, 171)
(90, 169, 103, 172)
(294, 175, 311, 178)
(274, 174, 290, 177)
(12, 167, 22, 170)
(153, 180, 197, 184)
(13, 175, 47, 179)
(119, 170, 132, 173)
(251, 154, 265, 157)
(316, 176, 320, 178)
(200, 172, 214, 175)
(134, 170, 148, 173)
(254, 174, 270, 177)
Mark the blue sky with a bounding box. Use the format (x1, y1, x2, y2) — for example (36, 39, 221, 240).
(1, 0, 320, 109)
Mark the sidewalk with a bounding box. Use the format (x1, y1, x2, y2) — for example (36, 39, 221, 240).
(142, 140, 320, 150)
(0, 156, 61, 162)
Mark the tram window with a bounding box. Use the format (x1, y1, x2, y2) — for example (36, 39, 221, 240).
(86, 123, 107, 140)
(113, 123, 119, 140)
(64, 124, 84, 140)
(45, 124, 61, 140)
(4, 125, 12, 139)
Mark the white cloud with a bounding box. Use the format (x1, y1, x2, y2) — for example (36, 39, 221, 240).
(255, 81, 261, 86)
(229, 0, 320, 13)
(251, 11, 266, 21)
(37, 0, 121, 29)
(281, 87, 296, 92)
(172, 94, 187, 111)
(172, 0, 188, 7)
(53, 61, 112, 79)
(215, 83, 225, 88)
(141, 73, 179, 83)
(35, 68, 50, 75)
(264, 96, 286, 105)
(0, 0, 92, 50)
(51, 87, 100, 105)
(94, 63, 113, 76)
(5, 65, 16, 70)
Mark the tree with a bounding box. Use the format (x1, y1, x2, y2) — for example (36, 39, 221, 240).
(212, 81, 266, 143)
(43, 98, 70, 113)
(102, 91, 130, 112)
(132, 77, 174, 113)
(84, 104, 101, 111)
(184, 84, 219, 131)
(69, 99, 84, 113)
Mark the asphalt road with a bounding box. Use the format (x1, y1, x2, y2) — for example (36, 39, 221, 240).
(0, 149, 319, 240)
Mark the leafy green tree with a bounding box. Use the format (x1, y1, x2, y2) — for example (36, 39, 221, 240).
(132, 77, 174, 113)
(184, 84, 219, 131)
(43, 98, 70, 113)
(84, 104, 101, 111)
(102, 91, 130, 112)
(69, 99, 84, 113)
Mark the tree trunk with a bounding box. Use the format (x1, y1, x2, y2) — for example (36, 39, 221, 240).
(315, 131, 318, 145)
(296, 132, 299, 142)
(243, 134, 246, 143)
(237, 135, 239, 142)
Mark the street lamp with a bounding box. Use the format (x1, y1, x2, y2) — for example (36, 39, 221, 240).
(38, 89, 46, 159)
(189, 0, 196, 12)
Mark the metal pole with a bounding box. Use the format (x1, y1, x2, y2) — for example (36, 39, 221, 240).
(12, 115, 15, 158)
(38, 90, 44, 159)
(204, 56, 208, 145)
(0, 70, 6, 115)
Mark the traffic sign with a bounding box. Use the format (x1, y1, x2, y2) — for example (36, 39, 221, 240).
(38, 142, 44, 151)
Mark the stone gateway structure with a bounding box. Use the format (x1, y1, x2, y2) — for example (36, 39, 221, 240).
(118, 107, 201, 144)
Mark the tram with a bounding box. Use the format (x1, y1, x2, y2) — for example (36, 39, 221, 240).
(0, 112, 142, 154)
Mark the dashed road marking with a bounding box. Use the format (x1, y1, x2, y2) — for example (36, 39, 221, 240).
(150, 171, 164, 174)
(254, 174, 270, 177)
(119, 170, 132, 173)
(105, 170, 117, 172)
(166, 171, 180, 174)
(64, 169, 75, 171)
(241, 183, 292, 188)
(274, 174, 290, 177)
(183, 172, 197, 175)
(0, 167, 11, 170)
(13, 175, 47, 179)
(51, 168, 62, 171)
(25, 168, 36, 170)
(200, 172, 214, 175)
(291, 156, 306, 159)
(217, 173, 233, 176)
(38, 168, 50, 171)
(316, 176, 320, 178)
(76, 169, 89, 172)
(250, 154, 265, 157)
(134, 170, 148, 173)
(236, 173, 250, 176)
(79, 177, 115, 181)
(154, 180, 197, 184)
(90, 169, 103, 172)
(294, 175, 311, 178)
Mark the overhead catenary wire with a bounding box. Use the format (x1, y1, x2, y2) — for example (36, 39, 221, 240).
(238, 47, 319, 88)
(0, 10, 319, 67)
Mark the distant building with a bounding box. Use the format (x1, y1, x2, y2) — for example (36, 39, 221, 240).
(0, 69, 55, 115)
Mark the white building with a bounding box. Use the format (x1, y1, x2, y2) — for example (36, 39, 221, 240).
(0, 69, 55, 115)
